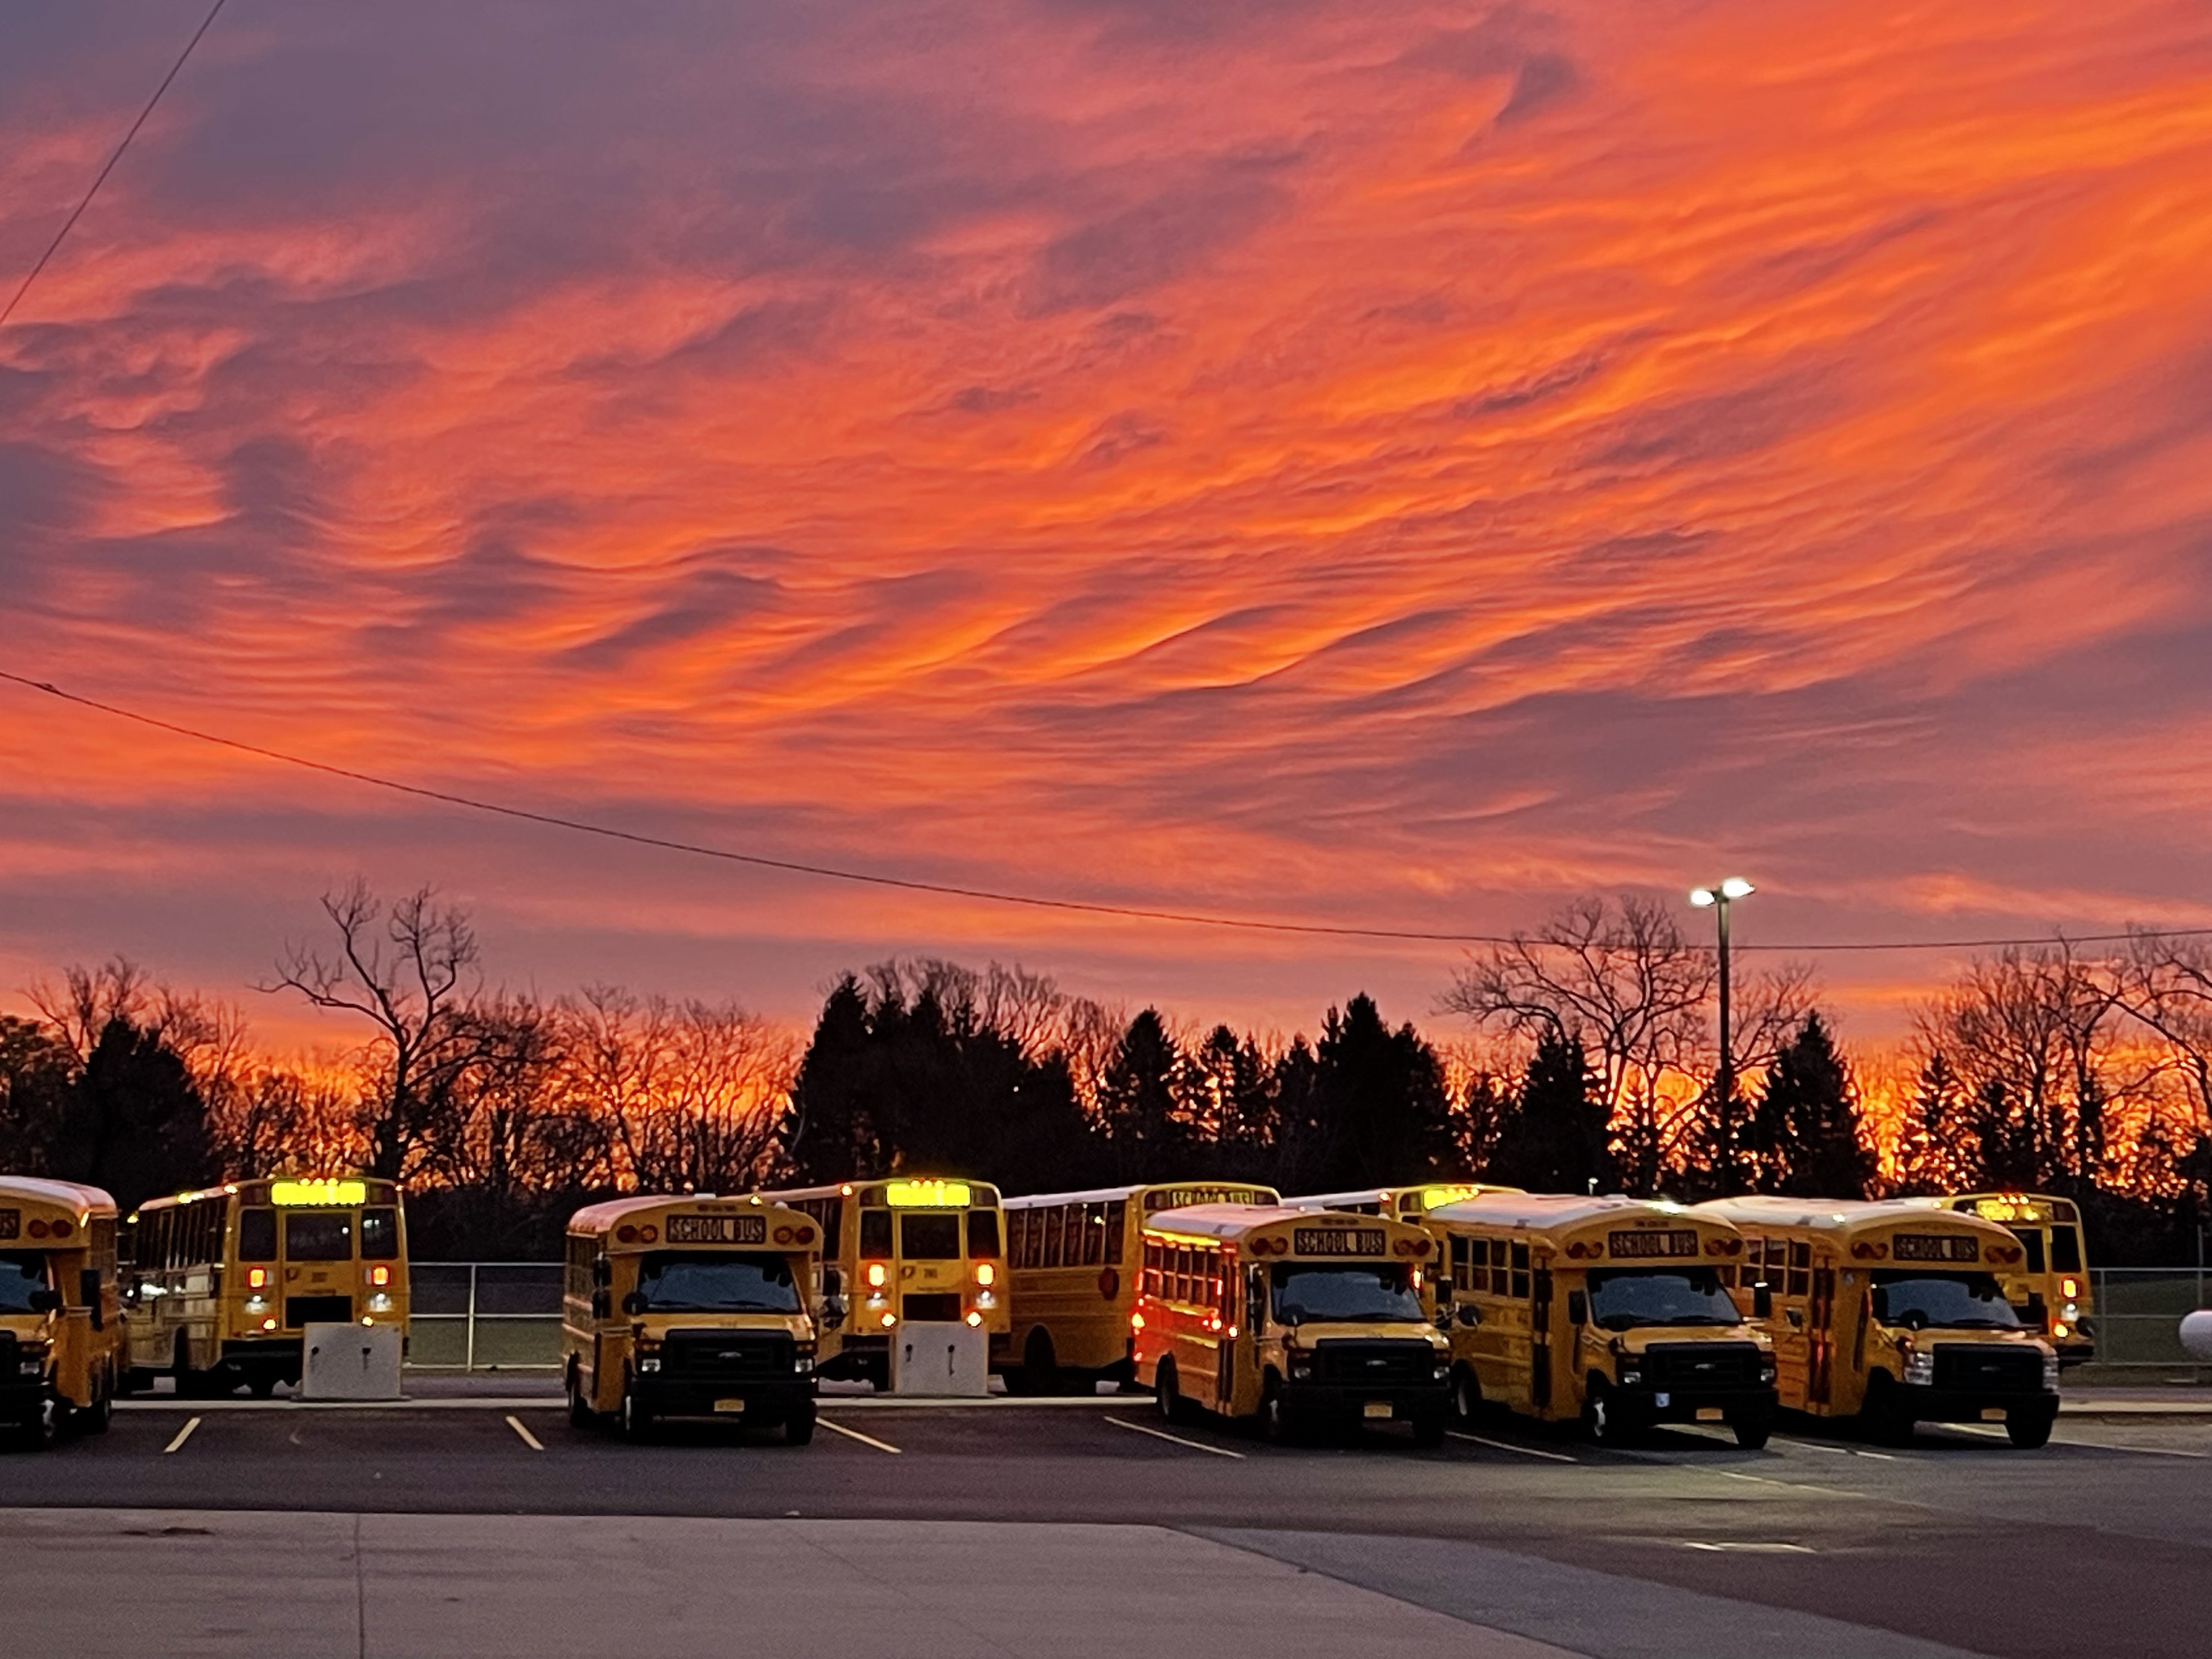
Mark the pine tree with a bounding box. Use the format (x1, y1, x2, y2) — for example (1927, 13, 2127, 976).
(1895, 1050, 1964, 1193)
(1748, 1012, 1872, 1199)
(1098, 1009, 1186, 1179)
(1490, 1031, 1613, 1193)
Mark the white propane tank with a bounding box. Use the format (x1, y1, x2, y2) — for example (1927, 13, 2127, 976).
(2181, 1309, 2212, 1361)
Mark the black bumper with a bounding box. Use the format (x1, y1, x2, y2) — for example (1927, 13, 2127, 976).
(1282, 1380, 1450, 1420)
(0, 1379, 47, 1420)
(1618, 1383, 1776, 1423)
(636, 1376, 815, 1420)
(1902, 1386, 2058, 1423)
(220, 1338, 304, 1371)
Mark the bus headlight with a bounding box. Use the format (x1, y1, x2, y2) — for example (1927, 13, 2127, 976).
(795, 1355, 815, 1374)
(16, 1354, 41, 1378)
(2043, 1354, 2061, 1391)
(1289, 1357, 1313, 1380)
(639, 1357, 661, 1374)
(1759, 1359, 1778, 1384)
(1433, 1363, 1449, 1381)
(1618, 1364, 1641, 1388)
(1903, 1349, 1934, 1388)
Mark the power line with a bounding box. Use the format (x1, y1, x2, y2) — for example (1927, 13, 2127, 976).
(5, 668, 2211, 956)
(0, 0, 228, 331)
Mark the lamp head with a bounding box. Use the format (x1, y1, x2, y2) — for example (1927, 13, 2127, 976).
(1689, 888, 1715, 908)
(1720, 877, 1756, 900)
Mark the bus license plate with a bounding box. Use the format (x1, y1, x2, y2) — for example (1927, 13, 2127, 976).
(714, 1398, 746, 1414)
(1982, 1408, 2008, 1421)
(1696, 1407, 1724, 1422)
(1363, 1401, 1393, 1420)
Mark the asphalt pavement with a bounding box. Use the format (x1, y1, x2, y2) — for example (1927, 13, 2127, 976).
(1, 1390, 2205, 1658)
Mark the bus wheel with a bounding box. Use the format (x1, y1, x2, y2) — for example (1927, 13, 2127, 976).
(1408, 1407, 1447, 1449)
(249, 1373, 278, 1400)
(84, 1376, 113, 1435)
(1450, 1366, 1482, 1425)
(1862, 1374, 1914, 1446)
(567, 1366, 596, 1429)
(786, 1404, 817, 1446)
(1261, 1380, 1298, 1446)
(1024, 1330, 1060, 1397)
(1582, 1382, 1629, 1447)
(2005, 1406, 2055, 1450)
(28, 1393, 62, 1450)
(620, 1376, 653, 1443)
(1156, 1359, 1194, 1426)
(1729, 1409, 1773, 1451)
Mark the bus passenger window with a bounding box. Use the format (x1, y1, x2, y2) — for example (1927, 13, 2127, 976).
(1082, 1204, 1107, 1267)
(966, 1208, 1000, 1260)
(1787, 1242, 1810, 1299)
(2050, 1227, 2081, 1273)
(1104, 1200, 1126, 1254)
(2010, 1228, 2045, 1274)
(361, 1208, 400, 1261)
(859, 1208, 893, 1259)
(901, 1213, 962, 1260)
(1042, 1207, 1064, 1267)
(1511, 1241, 1530, 1300)
(285, 1212, 354, 1261)
(237, 1208, 277, 1263)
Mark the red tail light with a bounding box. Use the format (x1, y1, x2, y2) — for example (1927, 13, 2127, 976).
(369, 1265, 390, 1288)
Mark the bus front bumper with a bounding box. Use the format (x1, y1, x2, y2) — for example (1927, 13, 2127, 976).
(1900, 1385, 2059, 1424)
(1281, 1380, 1450, 1422)
(1614, 1383, 1776, 1425)
(0, 1379, 49, 1422)
(635, 1376, 815, 1422)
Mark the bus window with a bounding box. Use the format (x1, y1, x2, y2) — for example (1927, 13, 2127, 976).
(361, 1208, 401, 1261)
(966, 1207, 1000, 1260)
(859, 1208, 892, 1258)
(1870, 1272, 2020, 1330)
(2050, 1227, 2082, 1273)
(1586, 1268, 1740, 1330)
(1787, 1242, 1811, 1298)
(285, 1212, 354, 1261)
(2010, 1228, 2045, 1273)
(0, 1252, 52, 1311)
(901, 1212, 962, 1260)
(634, 1252, 802, 1313)
(1510, 1242, 1530, 1299)
(1271, 1263, 1420, 1325)
(238, 1208, 277, 1263)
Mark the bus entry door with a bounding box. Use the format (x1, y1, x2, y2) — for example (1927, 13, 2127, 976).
(1530, 1269, 1553, 1410)
(1809, 1265, 1835, 1406)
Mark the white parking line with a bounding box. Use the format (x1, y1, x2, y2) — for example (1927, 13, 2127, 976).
(1782, 1437, 1896, 1462)
(1103, 1416, 1246, 1459)
(817, 1418, 903, 1454)
(506, 1414, 544, 1452)
(163, 1416, 201, 1454)
(1683, 1540, 1816, 1553)
(1448, 1431, 1576, 1464)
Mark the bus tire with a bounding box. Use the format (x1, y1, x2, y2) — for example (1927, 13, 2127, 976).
(1261, 1376, 1298, 1446)
(1729, 1408, 1773, 1451)
(567, 1364, 597, 1429)
(1409, 1407, 1447, 1449)
(171, 1334, 199, 1399)
(2005, 1405, 2055, 1450)
(785, 1404, 817, 1446)
(1156, 1359, 1195, 1426)
(1450, 1365, 1483, 1425)
(1582, 1379, 1629, 1447)
(85, 1373, 113, 1435)
(28, 1393, 62, 1450)
(620, 1374, 653, 1443)
(1862, 1373, 1914, 1446)
(1023, 1329, 1060, 1397)
(249, 1372, 278, 1400)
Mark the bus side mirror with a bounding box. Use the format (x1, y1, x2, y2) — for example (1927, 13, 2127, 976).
(81, 1269, 103, 1330)
(593, 1255, 612, 1288)
(1753, 1282, 1774, 1320)
(28, 1289, 61, 1315)
(621, 1291, 649, 1317)
(821, 1267, 844, 1300)
(590, 1290, 610, 1320)
(1567, 1291, 1587, 1327)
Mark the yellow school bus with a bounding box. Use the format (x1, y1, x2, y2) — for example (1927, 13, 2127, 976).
(1004, 1181, 1278, 1391)
(125, 1175, 409, 1397)
(1697, 1197, 2061, 1448)
(757, 1176, 1005, 1387)
(1900, 1193, 2095, 1362)
(1134, 1204, 1450, 1444)
(1, 1177, 124, 1446)
(562, 1194, 821, 1442)
(1427, 1193, 1777, 1448)
(1286, 1182, 1523, 1222)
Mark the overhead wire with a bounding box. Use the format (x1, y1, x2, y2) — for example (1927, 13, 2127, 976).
(7, 670, 2210, 956)
(0, 0, 228, 331)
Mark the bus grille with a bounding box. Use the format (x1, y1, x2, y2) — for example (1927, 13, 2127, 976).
(286, 1295, 352, 1327)
(1932, 1344, 2043, 1393)
(1639, 1343, 1763, 1391)
(903, 1293, 962, 1324)
(663, 1330, 795, 1384)
(1310, 1340, 1433, 1387)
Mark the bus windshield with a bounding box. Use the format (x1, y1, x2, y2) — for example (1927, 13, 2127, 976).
(0, 1252, 51, 1312)
(1870, 1271, 2020, 1330)
(1271, 1263, 1420, 1325)
(634, 1252, 802, 1313)
(1586, 1267, 1740, 1330)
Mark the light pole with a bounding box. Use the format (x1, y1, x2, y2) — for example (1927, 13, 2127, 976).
(1690, 877, 1755, 1187)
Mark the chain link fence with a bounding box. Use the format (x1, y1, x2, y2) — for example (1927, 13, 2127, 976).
(407, 1263, 562, 1370)
(2080, 1267, 2211, 1380)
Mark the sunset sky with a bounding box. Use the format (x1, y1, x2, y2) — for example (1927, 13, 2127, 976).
(5, 1, 2211, 1055)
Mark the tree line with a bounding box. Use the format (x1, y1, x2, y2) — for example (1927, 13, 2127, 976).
(2, 884, 2208, 1261)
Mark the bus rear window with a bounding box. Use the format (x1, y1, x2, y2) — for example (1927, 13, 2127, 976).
(902, 1214, 962, 1261)
(360, 1208, 400, 1261)
(859, 1208, 893, 1258)
(238, 1208, 277, 1263)
(966, 1208, 1000, 1259)
(2009, 1228, 2045, 1274)
(2050, 1226, 2081, 1273)
(285, 1212, 354, 1261)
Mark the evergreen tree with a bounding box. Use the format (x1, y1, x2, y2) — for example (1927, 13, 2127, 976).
(1895, 1050, 1965, 1193)
(1747, 1012, 1872, 1199)
(1292, 995, 1455, 1192)
(1490, 1031, 1612, 1193)
(1098, 1009, 1186, 1179)
(46, 1017, 215, 1213)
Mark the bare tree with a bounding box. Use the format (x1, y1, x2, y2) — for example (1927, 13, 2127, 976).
(262, 882, 487, 1180)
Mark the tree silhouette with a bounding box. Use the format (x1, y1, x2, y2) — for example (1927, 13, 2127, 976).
(1490, 1031, 1612, 1193)
(1747, 1012, 1872, 1198)
(1097, 1009, 1186, 1179)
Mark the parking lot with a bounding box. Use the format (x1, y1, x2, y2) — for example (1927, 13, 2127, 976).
(2, 1385, 2207, 1658)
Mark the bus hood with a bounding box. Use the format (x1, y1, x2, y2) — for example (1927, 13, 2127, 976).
(1289, 1323, 1447, 1351)
(1607, 1325, 1771, 1356)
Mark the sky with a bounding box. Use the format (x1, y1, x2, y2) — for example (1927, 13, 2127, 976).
(4, 0, 2211, 1057)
